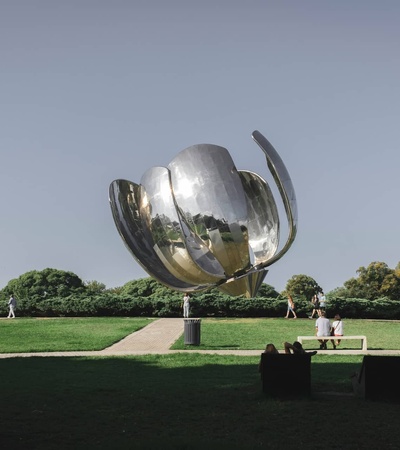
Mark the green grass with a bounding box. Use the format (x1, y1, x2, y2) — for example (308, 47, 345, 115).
(172, 318, 400, 350)
(1, 317, 399, 354)
(0, 353, 399, 449)
(0, 318, 400, 448)
(0, 317, 154, 352)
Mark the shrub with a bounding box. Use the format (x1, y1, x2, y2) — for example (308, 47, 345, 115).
(4, 292, 400, 319)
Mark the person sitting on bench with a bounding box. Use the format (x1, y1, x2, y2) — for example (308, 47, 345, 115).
(315, 311, 332, 349)
(284, 341, 318, 356)
(258, 343, 279, 373)
(331, 314, 344, 347)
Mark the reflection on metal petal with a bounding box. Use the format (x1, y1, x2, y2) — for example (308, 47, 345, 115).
(217, 269, 269, 297)
(168, 144, 250, 277)
(109, 130, 297, 298)
(109, 179, 207, 291)
(252, 130, 297, 267)
(140, 166, 224, 285)
(238, 170, 279, 265)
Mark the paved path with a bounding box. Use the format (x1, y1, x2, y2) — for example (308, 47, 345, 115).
(1, 318, 400, 359)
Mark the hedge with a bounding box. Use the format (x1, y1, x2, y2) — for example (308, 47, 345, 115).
(1, 293, 400, 319)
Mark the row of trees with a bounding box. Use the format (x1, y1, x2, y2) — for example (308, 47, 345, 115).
(333, 261, 400, 300)
(284, 262, 400, 302)
(1, 261, 399, 306)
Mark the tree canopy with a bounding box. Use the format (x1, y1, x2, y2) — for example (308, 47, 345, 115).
(1, 268, 85, 301)
(120, 278, 178, 298)
(256, 283, 280, 298)
(284, 274, 322, 301)
(342, 261, 400, 300)
(2, 261, 399, 304)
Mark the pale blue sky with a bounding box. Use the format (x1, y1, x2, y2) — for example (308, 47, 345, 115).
(1, 1, 399, 293)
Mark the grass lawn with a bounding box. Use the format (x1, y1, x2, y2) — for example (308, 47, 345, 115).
(0, 317, 154, 352)
(0, 317, 399, 448)
(1, 317, 399, 354)
(0, 353, 399, 449)
(172, 318, 400, 351)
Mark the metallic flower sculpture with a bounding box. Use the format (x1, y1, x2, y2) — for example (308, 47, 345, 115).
(109, 130, 297, 297)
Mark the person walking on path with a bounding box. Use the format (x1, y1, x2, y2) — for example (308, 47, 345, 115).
(285, 294, 297, 319)
(315, 311, 332, 349)
(7, 295, 17, 319)
(309, 294, 320, 319)
(182, 293, 190, 318)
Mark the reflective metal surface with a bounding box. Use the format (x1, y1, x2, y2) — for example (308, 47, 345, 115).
(109, 130, 297, 297)
(251, 130, 298, 267)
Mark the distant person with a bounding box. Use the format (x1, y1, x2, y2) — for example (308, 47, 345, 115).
(7, 295, 16, 319)
(318, 292, 326, 313)
(315, 311, 332, 350)
(182, 293, 190, 318)
(331, 314, 344, 348)
(284, 341, 317, 356)
(284, 294, 297, 319)
(309, 294, 320, 319)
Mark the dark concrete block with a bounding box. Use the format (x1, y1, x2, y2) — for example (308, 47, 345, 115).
(352, 355, 400, 401)
(260, 353, 311, 397)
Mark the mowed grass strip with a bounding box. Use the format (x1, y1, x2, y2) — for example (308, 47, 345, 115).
(0, 317, 154, 352)
(1, 353, 399, 449)
(171, 318, 400, 350)
(2, 317, 399, 353)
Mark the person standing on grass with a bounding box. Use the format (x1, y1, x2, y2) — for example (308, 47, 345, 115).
(318, 291, 327, 314)
(182, 293, 190, 318)
(315, 311, 332, 349)
(285, 294, 297, 319)
(7, 295, 17, 318)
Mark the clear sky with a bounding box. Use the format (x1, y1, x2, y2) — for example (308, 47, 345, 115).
(1, 1, 399, 294)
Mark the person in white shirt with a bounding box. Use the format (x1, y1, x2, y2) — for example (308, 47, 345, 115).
(7, 295, 17, 319)
(318, 292, 326, 313)
(331, 314, 344, 347)
(315, 311, 332, 350)
(182, 293, 190, 318)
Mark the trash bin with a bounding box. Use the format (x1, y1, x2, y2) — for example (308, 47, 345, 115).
(184, 318, 201, 345)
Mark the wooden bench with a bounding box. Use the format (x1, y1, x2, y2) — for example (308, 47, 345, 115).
(297, 335, 368, 351)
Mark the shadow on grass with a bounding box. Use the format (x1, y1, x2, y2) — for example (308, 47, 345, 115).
(0, 355, 399, 449)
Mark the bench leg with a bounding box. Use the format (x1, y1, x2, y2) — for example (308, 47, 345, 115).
(362, 338, 367, 351)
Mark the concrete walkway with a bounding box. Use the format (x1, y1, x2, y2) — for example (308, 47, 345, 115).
(1, 318, 400, 359)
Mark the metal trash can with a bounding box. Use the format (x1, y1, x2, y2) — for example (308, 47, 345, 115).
(184, 318, 201, 345)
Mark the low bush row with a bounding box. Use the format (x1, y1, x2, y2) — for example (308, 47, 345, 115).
(1, 293, 400, 319)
